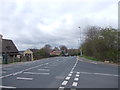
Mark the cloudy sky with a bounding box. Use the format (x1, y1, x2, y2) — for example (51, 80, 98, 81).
(0, 0, 118, 50)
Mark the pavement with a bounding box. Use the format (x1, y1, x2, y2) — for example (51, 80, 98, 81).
(0, 56, 118, 89)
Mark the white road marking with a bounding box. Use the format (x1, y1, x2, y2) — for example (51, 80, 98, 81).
(80, 72, 119, 77)
(61, 81, 68, 85)
(65, 76, 71, 80)
(74, 78, 79, 81)
(58, 87, 64, 90)
(38, 69, 50, 71)
(70, 72, 73, 74)
(0, 61, 52, 79)
(59, 58, 78, 88)
(94, 73, 118, 76)
(0, 73, 13, 79)
(17, 77, 33, 80)
(0, 85, 16, 88)
(68, 73, 72, 77)
(76, 74, 79, 77)
(13, 71, 23, 75)
(72, 82, 78, 87)
(24, 72, 50, 75)
(71, 59, 78, 72)
(44, 67, 49, 68)
(76, 72, 80, 74)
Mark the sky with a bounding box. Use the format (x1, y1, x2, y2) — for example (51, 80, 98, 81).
(0, 0, 118, 50)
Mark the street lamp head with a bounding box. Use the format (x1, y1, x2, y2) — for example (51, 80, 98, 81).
(78, 27, 80, 28)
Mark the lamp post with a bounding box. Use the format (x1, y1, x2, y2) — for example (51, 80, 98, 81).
(78, 27, 83, 56)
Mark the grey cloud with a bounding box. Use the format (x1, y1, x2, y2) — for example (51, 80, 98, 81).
(0, 0, 118, 50)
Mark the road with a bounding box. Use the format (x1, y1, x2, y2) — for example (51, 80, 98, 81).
(0, 56, 118, 89)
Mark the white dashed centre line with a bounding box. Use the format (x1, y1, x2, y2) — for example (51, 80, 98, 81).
(68, 73, 72, 77)
(75, 74, 79, 77)
(76, 72, 80, 74)
(72, 82, 78, 87)
(74, 78, 79, 81)
(65, 77, 71, 80)
(61, 81, 68, 86)
(58, 87, 65, 90)
(70, 72, 73, 74)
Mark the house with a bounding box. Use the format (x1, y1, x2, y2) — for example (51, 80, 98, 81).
(50, 47, 61, 56)
(0, 34, 19, 64)
(23, 49, 33, 61)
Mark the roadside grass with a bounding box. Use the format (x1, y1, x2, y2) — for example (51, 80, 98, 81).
(80, 55, 99, 61)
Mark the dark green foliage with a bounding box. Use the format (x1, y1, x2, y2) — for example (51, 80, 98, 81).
(33, 44, 52, 60)
(82, 26, 119, 63)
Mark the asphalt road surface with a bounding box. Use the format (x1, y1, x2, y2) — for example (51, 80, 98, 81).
(0, 56, 118, 89)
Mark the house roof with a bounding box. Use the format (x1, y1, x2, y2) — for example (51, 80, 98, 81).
(2, 39, 19, 53)
(30, 49, 39, 53)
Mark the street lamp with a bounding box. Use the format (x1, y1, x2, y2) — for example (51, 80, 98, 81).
(78, 27, 83, 56)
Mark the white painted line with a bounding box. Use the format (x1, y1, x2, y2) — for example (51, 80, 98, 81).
(94, 73, 118, 77)
(68, 73, 72, 77)
(74, 78, 79, 81)
(13, 71, 23, 75)
(65, 76, 71, 80)
(72, 82, 78, 87)
(44, 67, 49, 68)
(17, 77, 33, 80)
(80, 72, 119, 77)
(38, 69, 50, 71)
(76, 72, 80, 74)
(24, 72, 50, 75)
(0, 61, 54, 79)
(61, 81, 68, 86)
(80, 72, 91, 74)
(71, 59, 78, 72)
(0, 73, 13, 79)
(70, 72, 73, 74)
(58, 87, 64, 90)
(76, 74, 79, 77)
(0, 85, 16, 88)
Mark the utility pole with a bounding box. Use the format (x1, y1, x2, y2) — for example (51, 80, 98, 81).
(78, 27, 83, 56)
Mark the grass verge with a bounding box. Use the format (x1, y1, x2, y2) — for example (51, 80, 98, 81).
(80, 55, 99, 61)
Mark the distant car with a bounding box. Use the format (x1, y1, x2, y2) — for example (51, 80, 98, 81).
(64, 53, 69, 56)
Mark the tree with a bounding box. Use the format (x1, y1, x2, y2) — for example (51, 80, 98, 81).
(60, 45, 67, 52)
(82, 26, 118, 63)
